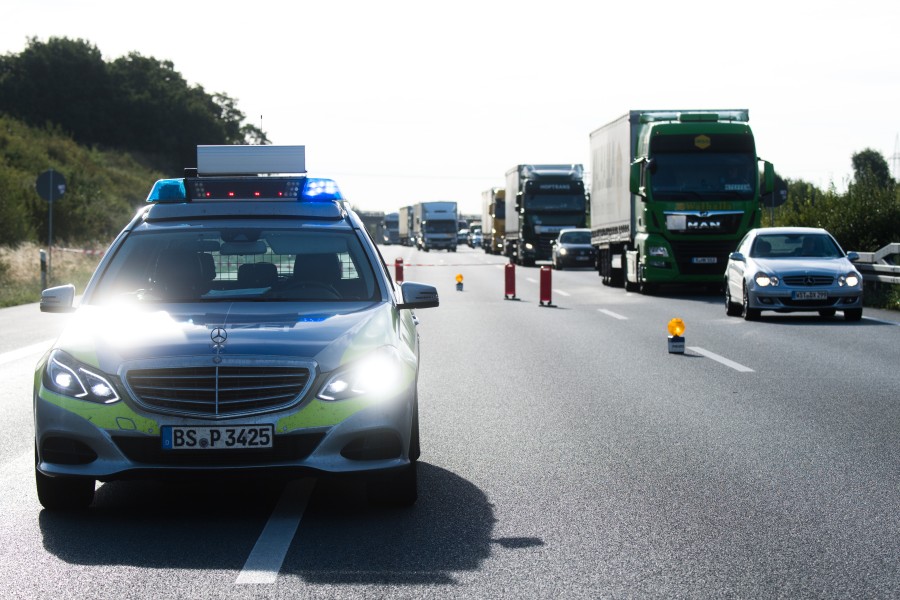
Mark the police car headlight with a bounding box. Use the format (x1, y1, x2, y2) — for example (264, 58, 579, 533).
(839, 273, 861, 287)
(43, 350, 120, 404)
(317, 347, 404, 401)
(754, 272, 779, 287)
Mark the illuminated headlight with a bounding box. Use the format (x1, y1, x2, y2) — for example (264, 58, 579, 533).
(317, 347, 404, 402)
(559, 248, 568, 256)
(839, 273, 861, 287)
(754, 272, 779, 287)
(43, 350, 120, 404)
(524, 243, 534, 250)
(648, 246, 669, 257)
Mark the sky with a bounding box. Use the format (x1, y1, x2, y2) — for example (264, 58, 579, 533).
(3, 0, 900, 217)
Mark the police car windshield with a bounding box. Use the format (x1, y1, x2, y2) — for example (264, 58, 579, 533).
(91, 227, 380, 303)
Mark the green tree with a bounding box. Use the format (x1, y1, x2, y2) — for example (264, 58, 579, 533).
(851, 148, 893, 190)
(0, 37, 113, 144)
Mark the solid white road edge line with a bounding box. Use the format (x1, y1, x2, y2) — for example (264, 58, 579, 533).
(235, 478, 316, 585)
(597, 309, 628, 320)
(688, 347, 755, 373)
(0, 339, 55, 366)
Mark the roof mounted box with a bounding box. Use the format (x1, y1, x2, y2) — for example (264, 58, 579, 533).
(197, 145, 306, 175)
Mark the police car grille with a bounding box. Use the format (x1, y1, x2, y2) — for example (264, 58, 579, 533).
(127, 366, 310, 416)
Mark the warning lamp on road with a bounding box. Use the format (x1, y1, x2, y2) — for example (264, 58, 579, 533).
(667, 318, 685, 354)
(456, 273, 464, 291)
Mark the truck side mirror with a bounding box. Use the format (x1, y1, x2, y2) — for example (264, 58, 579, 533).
(759, 160, 775, 195)
(629, 161, 646, 198)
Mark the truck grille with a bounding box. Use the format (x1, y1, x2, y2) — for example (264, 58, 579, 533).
(670, 241, 737, 276)
(126, 365, 311, 417)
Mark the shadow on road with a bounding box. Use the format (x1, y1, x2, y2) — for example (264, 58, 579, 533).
(38, 463, 508, 585)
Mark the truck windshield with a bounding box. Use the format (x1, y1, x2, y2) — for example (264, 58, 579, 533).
(424, 221, 457, 234)
(649, 134, 757, 201)
(525, 193, 585, 211)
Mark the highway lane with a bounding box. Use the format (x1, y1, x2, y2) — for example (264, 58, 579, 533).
(1, 244, 899, 598)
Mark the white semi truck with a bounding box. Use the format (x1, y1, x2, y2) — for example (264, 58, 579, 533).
(413, 201, 458, 252)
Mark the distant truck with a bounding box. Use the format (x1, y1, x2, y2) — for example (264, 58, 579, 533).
(505, 165, 586, 266)
(413, 201, 458, 252)
(481, 187, 505, 254)
(589, 109, 774, 292)
(398, 205, 413, 246)
(383, 212, 400, 245)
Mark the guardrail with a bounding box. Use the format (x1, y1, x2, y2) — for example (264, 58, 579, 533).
(852, 243, 900, 284)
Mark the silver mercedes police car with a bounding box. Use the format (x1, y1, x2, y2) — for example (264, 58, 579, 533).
(34, 145, 438, 509)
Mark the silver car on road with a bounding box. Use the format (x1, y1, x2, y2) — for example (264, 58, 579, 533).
(724, 227, 863, 321)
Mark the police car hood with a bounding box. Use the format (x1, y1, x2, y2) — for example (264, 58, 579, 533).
(55, 301, 397, 373)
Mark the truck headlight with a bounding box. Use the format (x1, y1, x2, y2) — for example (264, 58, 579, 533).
(43, 350, 120, 404)
(754, 272, 779, 287)
(648, 246, 669, 257)
(318, 347, 404, 401)
(524, 243, 534, 250)
(839, 273, 861, 287)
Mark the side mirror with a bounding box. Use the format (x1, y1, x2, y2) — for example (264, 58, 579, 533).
(846, 251, 860, 262)
(728, 252, 746, 262)
(759, 160, 775, 196)
(398, 282, 439, 310)
(40, 284, 76, 313)
(629, 160, 646, 198)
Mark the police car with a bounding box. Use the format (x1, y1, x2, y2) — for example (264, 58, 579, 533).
(34, 145, 439, 509)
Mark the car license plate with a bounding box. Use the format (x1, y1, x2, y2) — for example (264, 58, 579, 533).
(161, 425, 274, 450)
(792, 291, 828, 300)
(575, 256, 590, 261)
(691, 257, 717, 264)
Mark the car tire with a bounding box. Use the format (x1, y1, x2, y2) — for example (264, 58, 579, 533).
(742, 284, 761, 321)
(725, 284, 742, 316)
(818, 309, 836, 318)
(35, 468, 95, 510)
(366, 462, 417, 507)
(844, 308, 863, 322)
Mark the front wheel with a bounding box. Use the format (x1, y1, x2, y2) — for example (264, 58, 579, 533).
(844, 308, 863, 322)
(36, 469, 95, 510)
(742, 284, 761, 321)
(725, 283, 742, 317)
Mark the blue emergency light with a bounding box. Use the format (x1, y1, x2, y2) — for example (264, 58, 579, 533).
(146, 176, 343, 203)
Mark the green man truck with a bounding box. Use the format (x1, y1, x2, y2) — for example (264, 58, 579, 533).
(505, 164, 587, 266)
(589, 109, 774, 292)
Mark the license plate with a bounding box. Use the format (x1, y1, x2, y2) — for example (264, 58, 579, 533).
(575, 256, 590, 261)
(792, 291, 828, 300)
(161, 425, 274, 450)
(692, 257, 717, 264)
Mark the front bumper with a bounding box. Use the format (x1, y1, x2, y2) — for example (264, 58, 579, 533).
(747, 286, 863, 312)
(35, 385, 415, 482)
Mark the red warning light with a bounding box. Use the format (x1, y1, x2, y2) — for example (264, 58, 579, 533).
(228, 191, 235, 198)
(254, 191, 261, 197)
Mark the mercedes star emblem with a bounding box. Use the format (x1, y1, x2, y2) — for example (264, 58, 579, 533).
(211, 328, 227, 344)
